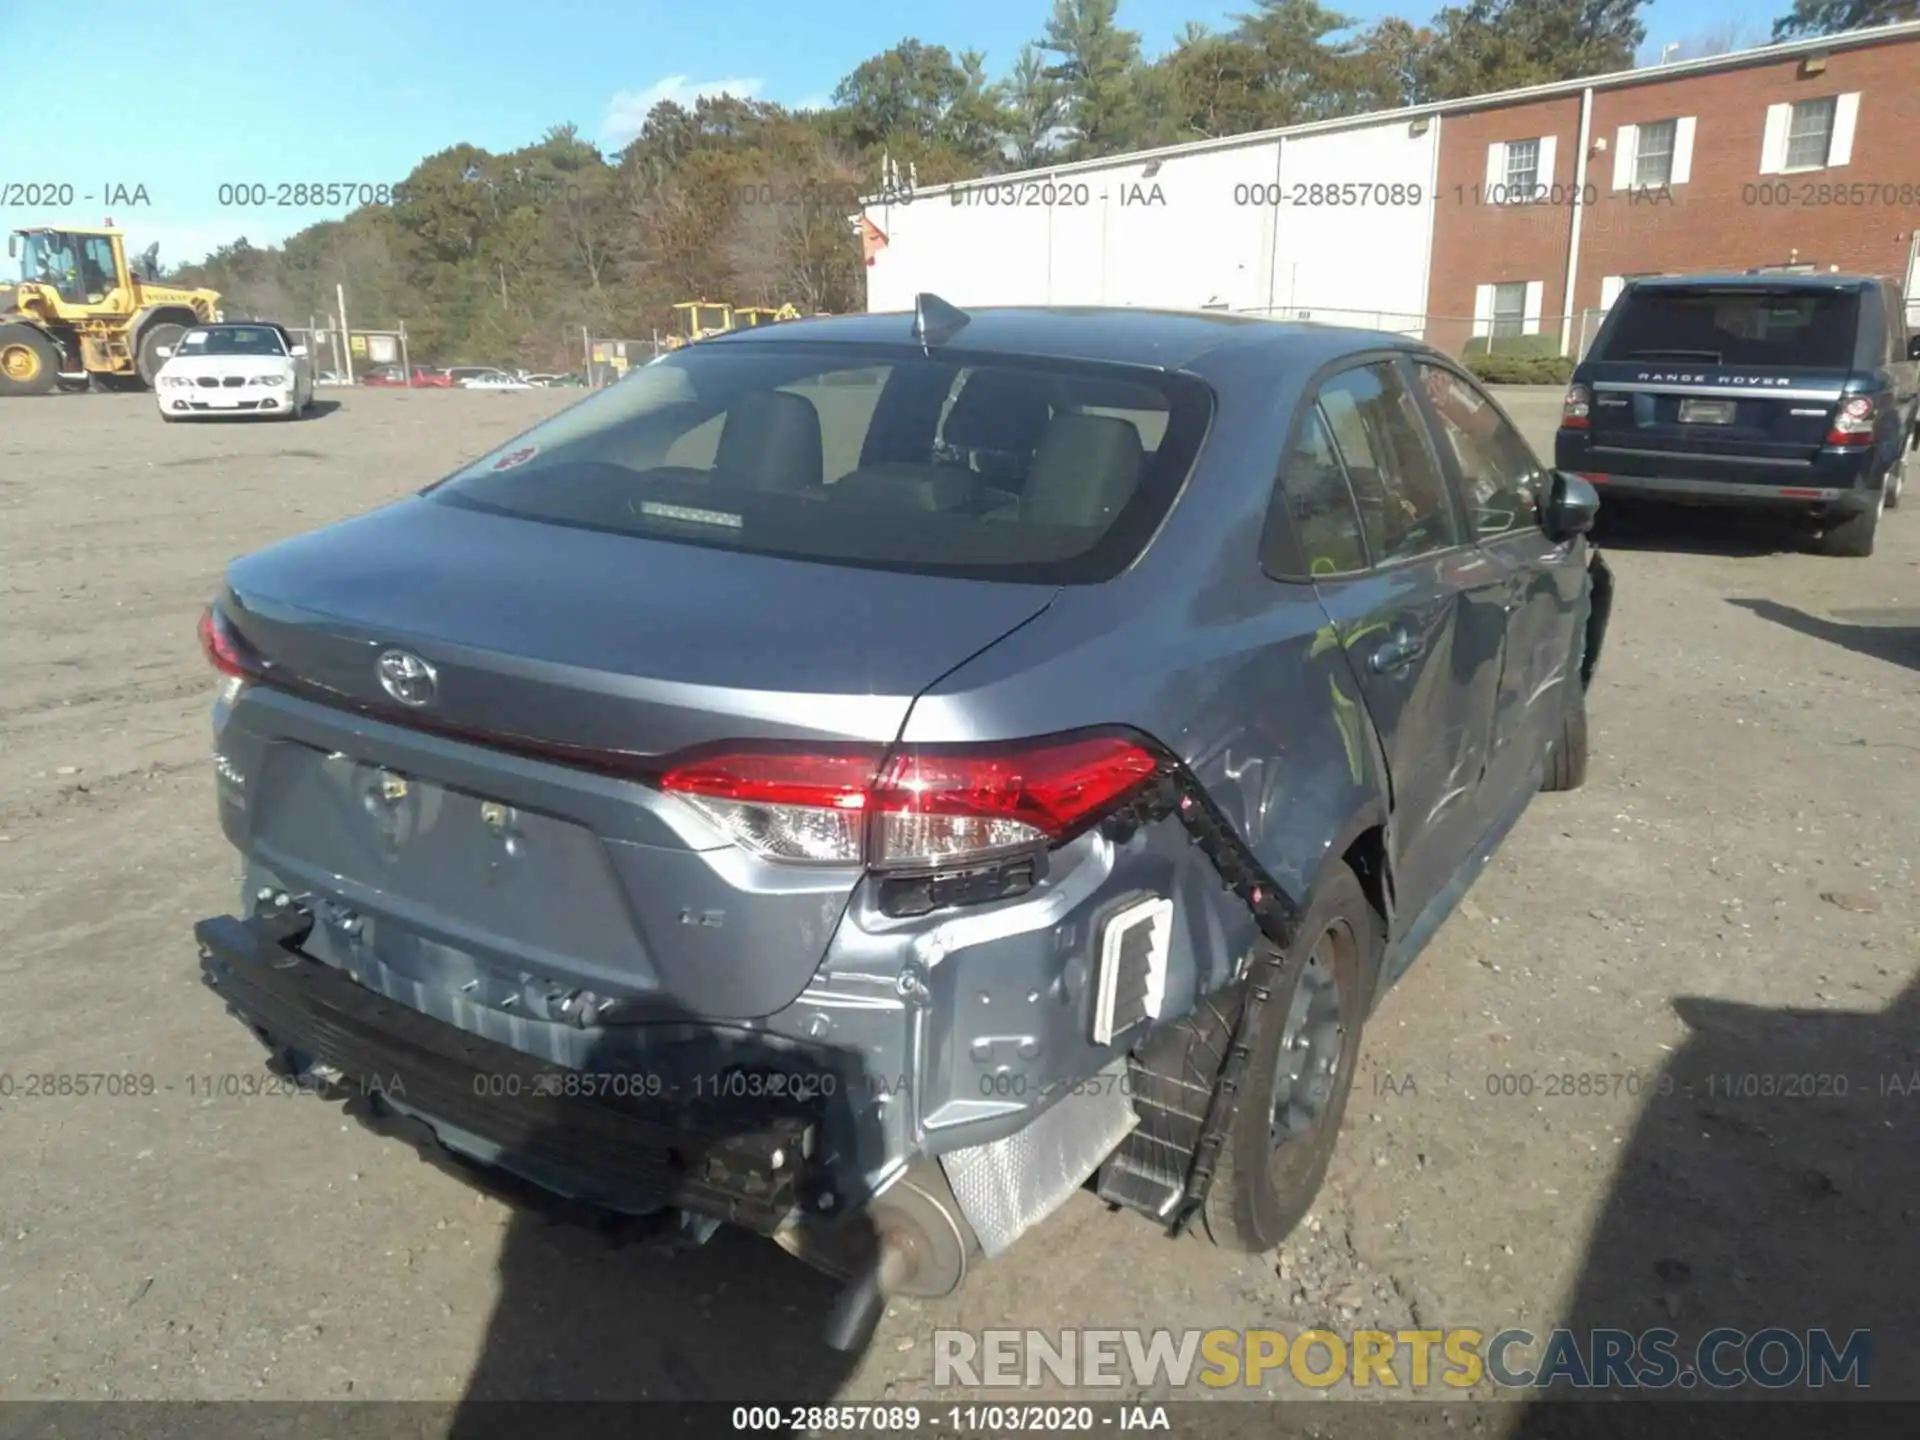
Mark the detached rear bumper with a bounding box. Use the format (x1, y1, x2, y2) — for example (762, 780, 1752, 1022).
(194, 910, 812, 1234)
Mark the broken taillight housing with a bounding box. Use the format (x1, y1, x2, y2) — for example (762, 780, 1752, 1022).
(1561, 383, 1591, 428)
(659, 732, 1163, 872)
(1826, 395, 1875, 446)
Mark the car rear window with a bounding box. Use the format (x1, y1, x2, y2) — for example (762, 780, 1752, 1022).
(429, 341, 1213, 584)
(1596, 287, 1862, 368)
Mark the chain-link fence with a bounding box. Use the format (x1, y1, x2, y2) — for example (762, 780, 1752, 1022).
(284, 322, 412, 383)
(585, 336, 662, 387)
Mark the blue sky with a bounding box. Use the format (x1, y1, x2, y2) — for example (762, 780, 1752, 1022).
(0, 0, 1768, 269)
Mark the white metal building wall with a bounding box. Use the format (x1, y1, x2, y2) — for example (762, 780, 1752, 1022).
(863, 116, 1439, 324)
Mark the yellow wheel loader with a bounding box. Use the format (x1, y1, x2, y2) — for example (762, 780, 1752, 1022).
(0, 225, 221, 397)
(659, 301, 738, 352)
(732, 303, 801, 327)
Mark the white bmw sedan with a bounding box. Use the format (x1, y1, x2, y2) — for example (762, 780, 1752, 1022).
(153, 322, 314, 421)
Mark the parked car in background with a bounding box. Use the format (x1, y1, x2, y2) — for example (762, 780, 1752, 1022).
(444, 366, 514, 386)
(410, 367, 455, 389)
(459, 370, 535, 391)
(153, 321, 312, 421)
(316, 370, 349, 387)
(1557, 271, 1920, 556)
(360, 366, 411, 388)
(192, 298, 1611, 1355)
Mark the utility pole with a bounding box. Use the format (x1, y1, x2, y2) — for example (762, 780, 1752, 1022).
(337, 283, 353, 384)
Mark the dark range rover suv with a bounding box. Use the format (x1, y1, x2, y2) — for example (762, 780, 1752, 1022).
(1556, 272, 1920, 556)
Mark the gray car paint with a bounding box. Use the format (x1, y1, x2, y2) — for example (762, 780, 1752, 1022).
(205, 307, 1596, 1225)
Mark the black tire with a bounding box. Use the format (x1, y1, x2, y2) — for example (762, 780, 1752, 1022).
(1542, 680, 1589, 792)
(1201, 861, 1378, 1254)
(135, 323, 186, 388)
(1818, 489, 1882, 558)
(0, 324, 61, 397)
(96, 374, 145, 393)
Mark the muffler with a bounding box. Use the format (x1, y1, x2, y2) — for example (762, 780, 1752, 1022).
(779, 1160, 979, 1353)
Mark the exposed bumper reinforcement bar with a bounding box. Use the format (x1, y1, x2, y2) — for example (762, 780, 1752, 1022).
(194, 910, 811, 1234)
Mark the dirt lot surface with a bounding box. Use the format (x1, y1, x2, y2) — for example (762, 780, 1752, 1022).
(3, 386, 1918, 1418)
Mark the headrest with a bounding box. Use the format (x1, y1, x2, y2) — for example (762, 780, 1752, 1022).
(1022, 414, 1145, 529)
(942, 370, 1053, 454)
(715, 390, 823, 492)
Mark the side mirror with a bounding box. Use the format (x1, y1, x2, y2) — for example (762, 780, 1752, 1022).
(290, 344, 308, 357)
(1544, 471, 1600, 540)
(1906, 335, 1920, 361)
(154, 345, 173, 358)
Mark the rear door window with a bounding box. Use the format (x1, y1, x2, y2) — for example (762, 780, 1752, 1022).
(1413, 363, 1549, 540)
(1276, 406, 1369, 576)
(1316, 362, 1461, 564)
(432, 342, 1213, 585)
(1597, 287, 1862, 368)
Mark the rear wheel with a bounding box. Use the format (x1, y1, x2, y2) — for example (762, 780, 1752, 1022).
(0, 325, 60, 397)
(1884, 448, 1905, 511)
(136, 323, 186, 388)
(1818, 485, 1883, 558)
(1202, 862, 1376, 1254)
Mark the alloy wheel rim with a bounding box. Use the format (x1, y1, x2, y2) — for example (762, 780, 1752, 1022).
(1270, 927, 1347, 1152)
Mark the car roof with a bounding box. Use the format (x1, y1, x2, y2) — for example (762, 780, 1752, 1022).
(703, 304, 1436, 371)
(1629, 272, 1883, 291)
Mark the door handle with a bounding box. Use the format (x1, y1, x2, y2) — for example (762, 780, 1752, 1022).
(1370, 632, 1426, 674)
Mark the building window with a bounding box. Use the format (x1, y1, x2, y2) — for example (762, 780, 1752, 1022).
(1633, 119, 1676, 187)
(1490, 283, 1528, 337)
(1784, 97, 1838, 170)
(1504, 139, 1540, 201)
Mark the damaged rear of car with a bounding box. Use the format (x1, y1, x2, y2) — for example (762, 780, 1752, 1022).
(194, 302, 1608, 1349)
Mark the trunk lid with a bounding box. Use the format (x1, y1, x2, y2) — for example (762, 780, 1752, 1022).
(219, 496, 1059, 1019)
(1584, 284, 1862, 462)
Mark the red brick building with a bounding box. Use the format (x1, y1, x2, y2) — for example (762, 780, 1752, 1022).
(1426, 20, 1920, 355)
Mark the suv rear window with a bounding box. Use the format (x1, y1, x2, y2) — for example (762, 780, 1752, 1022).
(1596, 286, 1861, 368)
(430, 342, 1213, 584)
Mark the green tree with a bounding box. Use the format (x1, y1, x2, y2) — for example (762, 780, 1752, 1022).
(1773, 0, 1919, 37)
(1037, 0, 1147, 157)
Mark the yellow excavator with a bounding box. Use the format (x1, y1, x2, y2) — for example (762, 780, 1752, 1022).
(0, 224, 221, 396)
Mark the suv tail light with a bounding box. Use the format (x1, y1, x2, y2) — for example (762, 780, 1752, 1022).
(1827, 395, 1875, 446)
(659, 733, 1163, 871)
(1561, 383, 1591, 428)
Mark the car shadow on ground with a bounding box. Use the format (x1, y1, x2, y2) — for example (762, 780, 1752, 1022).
(1502, 978, 1920, 1436)
(299, 399, 344, 420)
(329, 1011, 891, 1436)
(1727, 598, 1920, 674)
(1590, 498, 1807, 558)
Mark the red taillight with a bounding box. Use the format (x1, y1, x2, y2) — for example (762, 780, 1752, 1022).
(1827, 395, 1875, 446)
(198, 605, 251, 679)
(659, 733, 1163, 870)
(1561, 383, 1591, 429)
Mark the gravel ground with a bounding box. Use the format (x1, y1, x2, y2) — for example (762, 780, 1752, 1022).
(1, 386, 1917, 1419)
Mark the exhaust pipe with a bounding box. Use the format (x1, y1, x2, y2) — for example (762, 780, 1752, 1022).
(823, 1229, 914, 1353)
(781, 1161, 979, 1352)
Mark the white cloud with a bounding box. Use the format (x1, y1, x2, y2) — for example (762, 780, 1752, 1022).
(599, 75, 764, 149)
(791, 91, 835, 112)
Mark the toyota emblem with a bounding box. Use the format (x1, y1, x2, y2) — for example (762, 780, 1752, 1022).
(376, 649, 437, 708)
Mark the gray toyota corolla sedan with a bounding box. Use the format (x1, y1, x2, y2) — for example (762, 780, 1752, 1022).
(193, 296, 1612, 1348)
